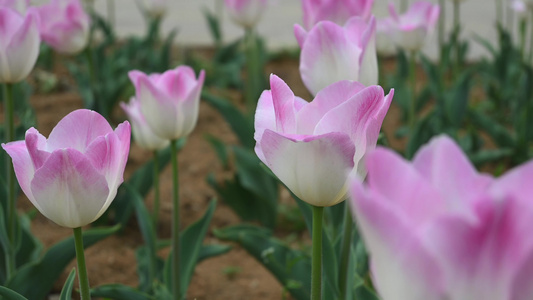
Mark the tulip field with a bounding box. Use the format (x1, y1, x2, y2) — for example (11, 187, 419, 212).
(1, 0, 533, 300)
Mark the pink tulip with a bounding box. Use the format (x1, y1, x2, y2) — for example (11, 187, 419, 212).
(128, 66, 205, 141)
(120, 98, 169, 151)
(294, 16, 378, 96)
(224, 0, 268, 29)
(0, 0, 30, 13)
(2, 109, 131, 228)
(254, 74, 393, 207)
(35, 0, 90, 54)
(301, 0, 374, 29)
(388, 1, 440, 52)
(0, 8, 40, 83)
(349, 135, 533, 300)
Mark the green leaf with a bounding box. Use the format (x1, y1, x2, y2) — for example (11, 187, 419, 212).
(6, 225, 120, 299)
(59, 268, 76, 300)
(0, 286, 28, 300)
(468, 109, 515, 147)
(205, 134, 229, 168)
(91, 284, 154, 300)
(198, 244, 231, 262)
(215, 224, 311, 300)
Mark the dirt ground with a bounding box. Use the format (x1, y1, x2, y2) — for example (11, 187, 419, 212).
(15, 51, 404, 300)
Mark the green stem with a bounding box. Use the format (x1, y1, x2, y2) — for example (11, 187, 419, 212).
(171, 139, 181, 300)
(4, 83, 16, 279)
(519, 18, 527, 62)
(496, 0, 503, 26)
(83, 47, 99, 114)
(152, 151, 160, 230)
(529, 11, 533, 64)
(438, 0, 445, 58)
(73, 227, 91, 300)
(338, 205, 353, 300)
(453, 0, 461, 75)
(244, 28, 262, 114)
(409, 51, 417, 130)
(311, 206, 324, 300)
(107, 0, 115, 28)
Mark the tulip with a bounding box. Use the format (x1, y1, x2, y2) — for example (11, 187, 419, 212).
(136, 0, 167, 19)
(0, 0, 29, 13)
(301, 0, 374, 29)
(376, 17, 396, 57)
(388, 1, 440, 52)
(2, 109, 131, 228)
(224, 0, 268, 29)
(0, 7, 40, 83)
(128, 66, 205, 141)
(35, 0, 90, 54)
(254, 74, 393, 207)
(120, 98, 169, 151)
(349, 135, 533, 300)
(294, 16, 378, 96)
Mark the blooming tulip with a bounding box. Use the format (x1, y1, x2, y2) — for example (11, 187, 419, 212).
(294, 16, 378, 96)
(254, 74, 392, 207)
(349, 135, 533, 300)
(35, 0, 90, 54)
(224, 0, 268, 29)
(2, 109, 131, 228)
(388, 1, 440, 52)
(128, 66, 205, 141)
(120, 98, 169, 151)
(0, 8, 40, 83)
(301, 0, 374, 29)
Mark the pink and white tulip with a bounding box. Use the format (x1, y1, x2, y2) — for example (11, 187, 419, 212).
(254, 74, 392, 207)
(388, 1, 440, 52)
(2, 109, 131, 228)
(0, 8, 40, 83)
(0, 0, 30, 14)
(120, 98, 169, 151)
(294, 16, 378, 96)
(35, 0, 90, 54)
(301, 0, 374, 29)
(224, 0, 268, 29)
(349, 135, 533, 300)
(128, 66, 205, 141)
(376, 17, 396, 57)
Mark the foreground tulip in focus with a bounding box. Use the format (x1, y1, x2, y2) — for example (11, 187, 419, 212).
(255, 74, 393, 207)
(295, 16, 378, 96)
(350, 135, 533, 300)
(2, 109, 131, 228)
(121, 98, 169, 151)
(301, 0, 374, 29)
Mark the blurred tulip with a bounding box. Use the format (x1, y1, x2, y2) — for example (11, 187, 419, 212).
(224, 0, 268, 29)
(376, 17, 396, 57)
(128, 66, 205, 141)
(254, 74, 392, 207)
(294, 16, 378, 96)
(0, 0, 29, 13)
(388, 1, 440, 52)
(511, 0, 529, 17)
(349, 135, 533, 300)
(121, 98, 169, 151)
(2, 109, 131, 228)
(136, 0, 166, 19)
(35, 0, 90, 54)
(0, 8, 40, 83)
(302, 0, 374, 29)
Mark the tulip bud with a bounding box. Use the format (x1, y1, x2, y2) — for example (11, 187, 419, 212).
(301, 0, 374, 29)
(223, 0, 268, 29)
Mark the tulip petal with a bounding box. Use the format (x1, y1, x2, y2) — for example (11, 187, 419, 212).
(30, 148, 109, 228)
(0, 8, 23, 50)
(490, 160, 533, 205)
(2, 140, 38, 208)
(413, 135, 493, 216)
(46, 109, 113, 153)
(178, 69, 204, 137)
(260, 130, 354, 206)
(349, 178, 444, 300)
(270, 74, 307, 133)
(511, 249, 533, 300)
(25, 127, 50, 170)
(293, 24, 308, 48)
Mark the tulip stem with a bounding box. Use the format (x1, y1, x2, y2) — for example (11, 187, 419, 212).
(409, 51, 417, 130)
(453, 0, 461, 76)
(73, 227, 91, 300)
(338, 205, 353, 300)
(496, 0, 502, 26)
(152, 150, 160, 229)
(438, 0, 445, 59)
(529, 11, 533, 64)
(311, 205, 324, 300)
(244, 28, 262, 114)
(170, 139, 181, 300)
(4, 83, 16, 279)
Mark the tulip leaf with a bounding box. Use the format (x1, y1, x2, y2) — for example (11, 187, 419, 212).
(91, 284, 154, 300)
(59, 268, 76, 300)
(215, 224, 312, 300)
(198, 244, 231, 262)
(205, 134, 229, 168)
(5, 225, 120, 299)
(163, 200, 217, 299)
(0, 286, 28, 300)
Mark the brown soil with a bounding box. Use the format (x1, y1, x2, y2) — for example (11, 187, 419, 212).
(14, 51, 404, 300)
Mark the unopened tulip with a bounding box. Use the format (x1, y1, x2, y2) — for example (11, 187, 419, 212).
(0, 8, 40, 83)
(302, 0, 374, 29)
(2, 109, 131, 228)
(224, 0, 268, 29)
(128, 66, 205, 141)
(295, 16, 378, 96)
(121, 98, 169, 151)
(35, 0, 90, 54)
(254, 74, 392, 207)
(136, 0, 166, 19)
(388, 1, 440, 52)
(349, 135, 533, 300)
